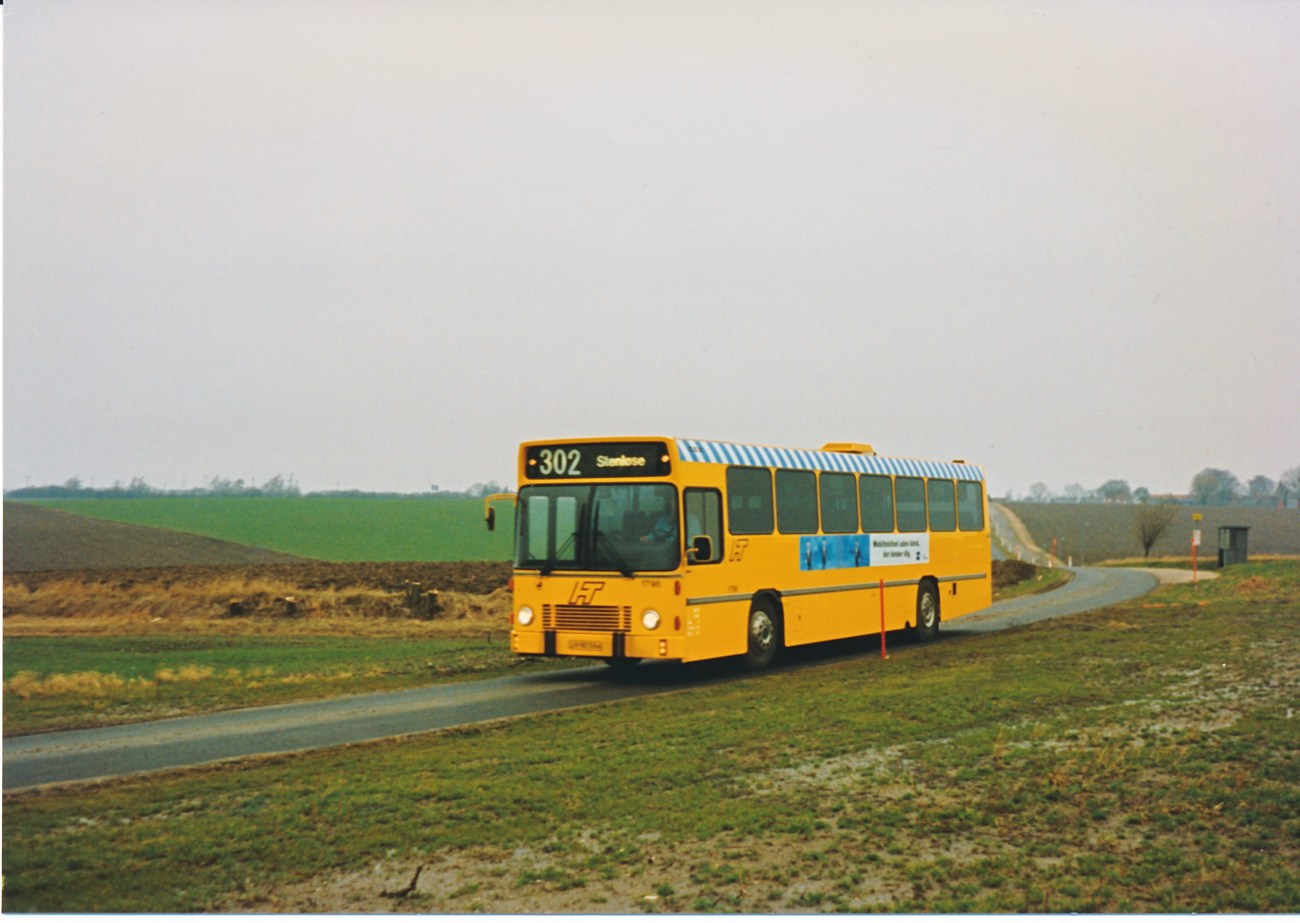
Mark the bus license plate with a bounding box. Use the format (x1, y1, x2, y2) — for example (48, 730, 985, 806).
(561, 634, 612, 656)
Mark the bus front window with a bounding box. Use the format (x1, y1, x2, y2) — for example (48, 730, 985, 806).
(515, 483, 679, 573)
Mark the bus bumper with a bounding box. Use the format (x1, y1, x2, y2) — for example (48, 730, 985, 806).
(511, 630, 685, 660)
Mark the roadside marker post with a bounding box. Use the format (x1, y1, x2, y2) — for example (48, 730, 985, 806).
(1192, 514, 1203, 586)
(879, 578, 888, 660)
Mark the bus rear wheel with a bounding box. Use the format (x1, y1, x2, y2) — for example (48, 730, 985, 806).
(913, 581, 940, 642)
(744, 601, 781, 671)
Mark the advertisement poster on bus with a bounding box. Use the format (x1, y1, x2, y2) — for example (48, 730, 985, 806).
(799, 534, 930, 571)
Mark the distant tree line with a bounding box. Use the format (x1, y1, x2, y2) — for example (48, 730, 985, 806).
(5, 476, 509, 501)
(1020, 465, 1300, 508)
(308, 481, 508, 500)
(5, 474, 304, 499)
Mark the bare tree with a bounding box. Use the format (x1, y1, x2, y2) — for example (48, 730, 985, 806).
(1134, 503, 1178, 558)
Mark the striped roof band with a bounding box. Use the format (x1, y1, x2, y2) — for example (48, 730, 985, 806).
(675, 439, 983, 482)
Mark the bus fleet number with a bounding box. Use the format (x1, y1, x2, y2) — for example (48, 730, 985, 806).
(537, 448, 582, 477)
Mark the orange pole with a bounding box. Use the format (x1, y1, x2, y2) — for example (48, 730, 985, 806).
(879, 578, 888, 659)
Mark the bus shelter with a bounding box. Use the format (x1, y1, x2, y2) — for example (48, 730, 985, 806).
(1218, 526, 1249, 567)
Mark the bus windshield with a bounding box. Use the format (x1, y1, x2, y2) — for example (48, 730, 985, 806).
(515, 483, 679, 574)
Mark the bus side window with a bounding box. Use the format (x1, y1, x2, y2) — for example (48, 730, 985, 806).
(684, 488, 723, 563)
(895, 477, 927, 532)
(726, 467, 774, 534)
(927, 479, 957, 532)
(957, 481, 985, 530)
(819, 472, 858, 533)
(859, 475, 895, 533)
(776, 469, 818, 534)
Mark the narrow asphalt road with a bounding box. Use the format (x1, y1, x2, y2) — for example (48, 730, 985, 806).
(946, 565, 1156, 635)
(3, 566, 1157, 791)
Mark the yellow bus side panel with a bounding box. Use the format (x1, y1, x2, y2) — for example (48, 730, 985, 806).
(682, 601, 750, 663)
(781, 589, 865, 647)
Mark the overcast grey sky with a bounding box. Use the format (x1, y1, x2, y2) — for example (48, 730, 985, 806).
(5, 0, 1298, 497)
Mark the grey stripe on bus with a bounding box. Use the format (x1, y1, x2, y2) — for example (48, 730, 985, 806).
(685, 572, 986, 607)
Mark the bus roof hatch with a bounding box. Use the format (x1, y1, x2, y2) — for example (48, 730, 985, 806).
(821, 442, 876, 455)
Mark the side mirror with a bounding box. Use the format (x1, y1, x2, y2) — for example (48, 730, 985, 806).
(482, 492, 516, 533)
(688, 534, 713, 564)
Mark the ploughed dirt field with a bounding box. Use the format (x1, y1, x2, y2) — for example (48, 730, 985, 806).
(6, 561, 512, 597)
(4, 502, 309, 571)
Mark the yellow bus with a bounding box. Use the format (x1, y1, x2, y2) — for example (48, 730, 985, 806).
(487, 436, 991, 671)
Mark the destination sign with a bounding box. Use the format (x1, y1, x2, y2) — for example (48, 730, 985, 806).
(524, 441, 672, 480)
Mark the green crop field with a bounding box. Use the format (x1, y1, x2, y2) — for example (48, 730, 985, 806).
(23, 498, 515, 562)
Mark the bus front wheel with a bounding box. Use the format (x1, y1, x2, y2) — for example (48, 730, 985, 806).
(914, 582, 940, 642)
(744, 602, 781, 671)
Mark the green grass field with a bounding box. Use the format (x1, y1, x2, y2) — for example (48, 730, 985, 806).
(5, 561, 1296, 913)
(25, 497, 515, 562)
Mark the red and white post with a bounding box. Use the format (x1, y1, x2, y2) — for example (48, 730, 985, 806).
(1192, 513, 1203, 586)
(879, 578, 888, 659)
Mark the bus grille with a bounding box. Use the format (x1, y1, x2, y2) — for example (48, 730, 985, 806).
(544, 604, 631, 632)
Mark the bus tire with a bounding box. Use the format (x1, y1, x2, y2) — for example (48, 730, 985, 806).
(744, 600, 782, 671)
(914, 581, 940, 642)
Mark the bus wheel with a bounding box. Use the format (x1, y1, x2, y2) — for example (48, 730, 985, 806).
(744, 602, 781, 671)
(914, 582, 940, 642)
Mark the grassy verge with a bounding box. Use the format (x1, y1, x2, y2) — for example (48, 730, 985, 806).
(2, 636, 557, 736)
(4, 562, 1296, 913)
(1102, 554, 1297, 571)
(991, 561, 1072, 600)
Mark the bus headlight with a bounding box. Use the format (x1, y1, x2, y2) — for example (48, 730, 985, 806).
(518, 606, 535, 626)
(641, 609, 662, 631)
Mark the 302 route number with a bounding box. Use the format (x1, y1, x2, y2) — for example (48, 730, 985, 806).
(537, 448, 582, 477)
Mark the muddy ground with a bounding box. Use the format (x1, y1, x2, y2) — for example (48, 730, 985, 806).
(6, 560, 512, 596)
(3, 502, 309, 572)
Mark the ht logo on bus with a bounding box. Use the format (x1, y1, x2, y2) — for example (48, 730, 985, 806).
(569, 581, 606, 605)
